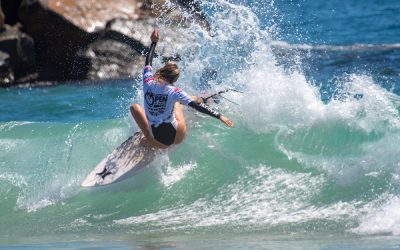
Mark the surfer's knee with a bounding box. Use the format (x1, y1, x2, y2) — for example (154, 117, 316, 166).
(174, 128, 186, 144)
(130, 104, 142, 116)
(174, 122, 186, 145)
(174, 103, 185, 123)
(174, 136, 185, 145)
(130, 103, 141, 111)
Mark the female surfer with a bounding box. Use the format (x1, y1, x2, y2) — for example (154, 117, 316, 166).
(130, 29, 234, 149)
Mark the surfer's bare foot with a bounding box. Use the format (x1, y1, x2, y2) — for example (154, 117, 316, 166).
(140, 137, 152, 147)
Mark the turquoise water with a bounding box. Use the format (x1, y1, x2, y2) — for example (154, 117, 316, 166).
(1, 0, 400, 248)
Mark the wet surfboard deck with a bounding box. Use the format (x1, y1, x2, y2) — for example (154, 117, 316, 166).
(81, 132, 158, 187)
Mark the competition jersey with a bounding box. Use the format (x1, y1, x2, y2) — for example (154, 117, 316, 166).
(143, 65, 194, 127)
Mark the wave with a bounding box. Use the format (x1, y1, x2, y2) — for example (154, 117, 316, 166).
(270, 40, 400, 52)
(1, 0, 400, 239)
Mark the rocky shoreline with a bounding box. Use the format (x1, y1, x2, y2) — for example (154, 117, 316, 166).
(0, 0, 209, 87)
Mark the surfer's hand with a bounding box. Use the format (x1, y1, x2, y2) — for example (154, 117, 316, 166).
(151, 30, 159, 43)
(220, 115, 234, 127)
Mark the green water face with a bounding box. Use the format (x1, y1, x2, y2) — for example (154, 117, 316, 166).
(0, 111, 398, 242)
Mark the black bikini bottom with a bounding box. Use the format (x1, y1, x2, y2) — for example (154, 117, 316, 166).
(151, 122, 177, 146)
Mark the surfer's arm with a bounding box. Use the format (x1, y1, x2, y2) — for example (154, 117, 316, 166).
(145, 42, 157, 66)
(177, 91, 234, 127)
(188, 101, 221, 119)
(188, 101, 234, 127)
(143, 30, 158, 84)
(145, 30, 159, 66)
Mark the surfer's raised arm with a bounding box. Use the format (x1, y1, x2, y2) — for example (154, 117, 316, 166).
(145, 29, 159, 66)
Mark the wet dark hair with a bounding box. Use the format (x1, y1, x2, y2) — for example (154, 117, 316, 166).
(156, 61, 180, 84)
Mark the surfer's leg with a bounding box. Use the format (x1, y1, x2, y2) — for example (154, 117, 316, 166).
(130, 104, 168, 149)
(174, 102, 187, 144)
(130, 104, 150, 137)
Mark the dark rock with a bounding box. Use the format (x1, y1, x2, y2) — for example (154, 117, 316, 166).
(0, 51, 14, 86)
(18, 0, 97, 82)
(81, 17, 161, 80)
(1, 0, 23, 25)
(82, 16, 195, 80)
(83, 35, 143, 80)
(0, 4, 4, 29)
(0, 25, 35, 82)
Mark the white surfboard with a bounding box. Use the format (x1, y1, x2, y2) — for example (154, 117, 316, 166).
(81, 132, 158, 187)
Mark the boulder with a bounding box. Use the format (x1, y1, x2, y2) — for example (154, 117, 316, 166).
(0, 4, 4, 28)
(0, 50, 14, 86)
(83, 24, 144, 80)
(1, 0, 23, 25)
(0, 25, 35, 80)
(18, 0, 97, 82)
(82, 17, 193, 80)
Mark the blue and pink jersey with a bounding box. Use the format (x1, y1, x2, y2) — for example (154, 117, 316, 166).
(143, 66, 194, 127)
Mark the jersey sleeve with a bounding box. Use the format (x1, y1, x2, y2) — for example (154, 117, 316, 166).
(188, 102, 221, 119)
(173, 87, 194, 106)
(143, 66, 154, 85)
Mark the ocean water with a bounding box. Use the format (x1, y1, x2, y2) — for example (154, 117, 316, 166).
(1, 0, 400, 249)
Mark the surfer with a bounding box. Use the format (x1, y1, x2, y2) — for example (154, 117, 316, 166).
(130, 29, 234, 149)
